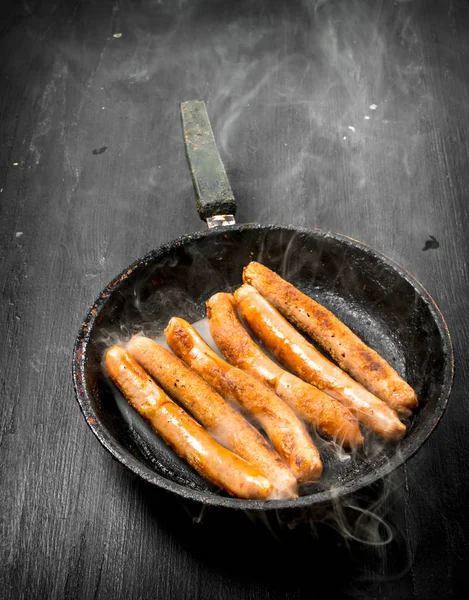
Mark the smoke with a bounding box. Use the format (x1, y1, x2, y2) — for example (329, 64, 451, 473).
(180, 0, 430, 228)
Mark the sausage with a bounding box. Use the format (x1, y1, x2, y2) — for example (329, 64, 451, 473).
(243, 262, 418, 417)
(165, 318, 323, 482)
(126, 335, 297, 499)
(206, 292, 363, 448)
(105, 346, 273, 500)
(234, 285, 406, 441)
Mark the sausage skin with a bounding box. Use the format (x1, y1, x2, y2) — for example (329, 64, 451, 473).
(126, 335, 297, 499)
(206, 292, 363, 448)
(234, 285, 406, 441)
(243, 262, 418, 417)
(105, 345, 273, 500)
(164, 318, 323, 483)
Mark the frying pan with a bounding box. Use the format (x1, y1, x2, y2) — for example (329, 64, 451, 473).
(72, 100, 454, 511)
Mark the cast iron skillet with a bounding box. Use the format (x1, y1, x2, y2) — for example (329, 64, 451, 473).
(72, 101, 454, 511)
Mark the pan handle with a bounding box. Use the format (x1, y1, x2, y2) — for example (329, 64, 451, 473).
(180, 100, 237, 228)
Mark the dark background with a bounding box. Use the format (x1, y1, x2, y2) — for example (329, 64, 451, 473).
(1, 0, 468, 598)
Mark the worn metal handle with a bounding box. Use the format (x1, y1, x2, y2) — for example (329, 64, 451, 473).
(181, 100, 237, 226)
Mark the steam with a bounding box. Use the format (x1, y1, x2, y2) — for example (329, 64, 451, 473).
(192, 0, 430, 230)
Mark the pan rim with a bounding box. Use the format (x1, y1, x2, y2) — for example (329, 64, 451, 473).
(72, 222, 454, 511)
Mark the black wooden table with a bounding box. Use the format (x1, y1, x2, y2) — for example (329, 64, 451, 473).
(1, 1, 468, 598)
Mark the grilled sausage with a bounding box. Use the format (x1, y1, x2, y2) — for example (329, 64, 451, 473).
(243, 262, 418, 417)
(126, 335, 297, 499)
(105, 346, 273, 500)
(206, 292, 363, 448)
(234, 285, 406, 441)
(165, 318, 323, 482)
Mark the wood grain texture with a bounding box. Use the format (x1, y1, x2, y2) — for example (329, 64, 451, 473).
(1, 0, 468, 598)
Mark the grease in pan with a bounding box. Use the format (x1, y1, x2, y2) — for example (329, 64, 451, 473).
(103, 262, 418, 500)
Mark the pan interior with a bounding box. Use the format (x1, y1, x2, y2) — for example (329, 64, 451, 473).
(76, 225, 452, 508)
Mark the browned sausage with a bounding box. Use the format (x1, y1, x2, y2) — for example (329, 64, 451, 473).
(105, 345, 273, 500)
(234, 285, 406, 441)
(164, 318, 323, 482)
(243, 262, 418, 417)
(206, 292, 363, 448)
(126, 335, 297, 499)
